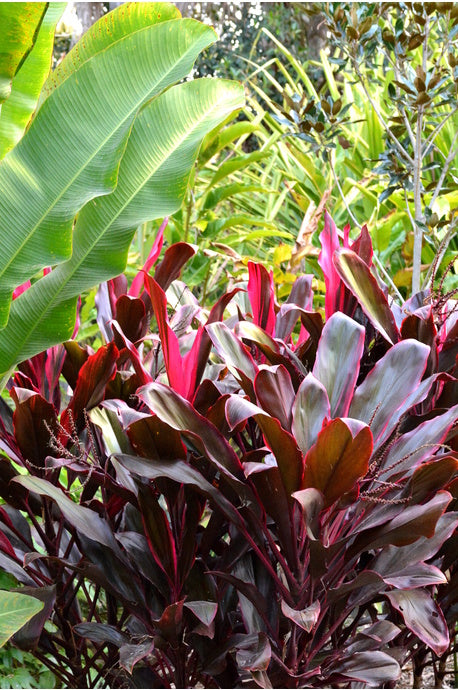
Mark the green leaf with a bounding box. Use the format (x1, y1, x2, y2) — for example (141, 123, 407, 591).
(0, 590, 43, 648)
(0, 10, 217, 329)
(38, 3, 181, 107)
(0, 78, 244, 376)
(0, 3, 47, 105)
(0, 4, 65, 158)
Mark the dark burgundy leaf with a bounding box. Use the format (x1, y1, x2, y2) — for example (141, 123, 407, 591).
(386, 588, 449, 656)
(119, 641, 154, 674)
(11, 389, 58, 468)
(154, 242, 195, 291)
(137, 382, 245, 482)
(61, 342, 119, 433)
(275, 275, 313, 342)
(12, 476, 118, 550)
(334, 247, 399, 344)
(302, 418, 373, 507)
(292, 373, 330, 454)
(349, 339, 430, 448)
(254, 365, 295, 431)
(226, 395, 303, 497)
(138, 485, 176, 582)
(126, 414, 186, 462)
(244, 463, 295, 566)
(281, 600, 320, 632)
(115, 454, 245, 530)
(115, 295, 147, 343)
(73, 622, 129, 647)
(12, 586, 56, 651)
(312, 312, 364, 417)
(333, 651, 400, 686)
(235, 632, 271, 672)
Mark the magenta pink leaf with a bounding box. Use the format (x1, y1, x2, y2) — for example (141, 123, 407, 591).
(128, 218, 167, 297)
(318, 210, 341, 318)
(247, 261, 276, 336)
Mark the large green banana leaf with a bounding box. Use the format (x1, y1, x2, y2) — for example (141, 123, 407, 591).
(39, 2, 180, 107)
(0, 3, 65, 158)
(0, 78, 244, 379)
(0, 3, 47, 105)
(0, 8, 217, 329)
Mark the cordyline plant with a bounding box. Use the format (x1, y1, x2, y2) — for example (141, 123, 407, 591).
(0, 212, 456, 688)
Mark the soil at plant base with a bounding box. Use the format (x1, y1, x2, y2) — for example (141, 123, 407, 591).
(398, 661, 455, 688)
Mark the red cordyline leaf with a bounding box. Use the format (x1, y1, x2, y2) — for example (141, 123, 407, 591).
(144, 274, 202, 400)
(318, 211, 341, 319)
(60, 342, 119, 437)
(128, 218, 167, 297)
(247, 261, 276, 336)
(302, 418, 373, 507)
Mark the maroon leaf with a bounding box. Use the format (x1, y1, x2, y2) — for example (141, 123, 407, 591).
(138, 485, 177, 582)
(115, 454, 245, 530)
(12, 586, 56, 651)
(235, 632, 271, 672)
(244, 463, 295, 566)
(144, 275, 194, 398)
(410, 455, 458, 502)
(356, 491, 452, 552)
(281, 600, 320, 632)
(334, 247, 399, 344)
(254, 365, 295, 431)
(126, 414, 186, 462)
(119, 640, 154, 674)
(386, 588, 449, 656)
(349, 339, 430, 447)
(226, 395, 303, 497)
(154, 241, 195, 291)
(378, 405, 458, 478)
(333, 651, 400, 686)
(247, 261, 275, 336)
(312, 312, 365, 417)
(61, 342, 119, 434)
(11, 389, 58, 468)
(302, 418, 373, 507)
(206, 321, 257, 396)
(73, 622, 129, 647)
(184, 600, 218, 627)
(292, 373, 330, 454)
(12, 476, 118, 550)
(115, 295, 147, 343)
(275, 275, 313, 342)
(381, 562, 447, 588)
(154, 599, 185, 642)
(137, 382, 245, 482)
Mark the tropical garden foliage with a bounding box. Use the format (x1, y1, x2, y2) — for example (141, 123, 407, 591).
(0, 1, 456, 688)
